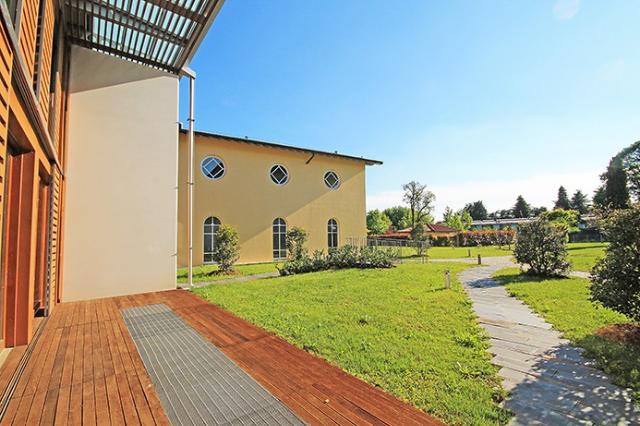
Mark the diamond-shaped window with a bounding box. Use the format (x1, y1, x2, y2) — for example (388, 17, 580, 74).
(201, 156, 225, 180)
(324, 171, 340, 189)
(270, 165, 289, 185)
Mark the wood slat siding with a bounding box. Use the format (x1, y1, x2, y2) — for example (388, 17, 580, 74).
(18, 0, 39, 80)
(36, 0, 53, 122)
(47, 169, 61, 311)
(0, 291, 445, 425)
(0, 22, 13, 277)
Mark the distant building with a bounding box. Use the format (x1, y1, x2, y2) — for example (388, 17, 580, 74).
(374, 223, 459, 239)
(177, 130, 382, 265)
(470, 218, 537, 230)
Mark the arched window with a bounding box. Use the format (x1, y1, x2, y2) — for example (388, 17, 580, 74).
(327, 219, 339, 250)
(204, 217, 221, 263)
(273, 218, 287, 260)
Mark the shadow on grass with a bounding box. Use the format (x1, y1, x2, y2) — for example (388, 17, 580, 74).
(505, 341, 640, 424)
(566, 244, 607, 252)
(577, 334, 640, 402)
(494, 272, 572, 287)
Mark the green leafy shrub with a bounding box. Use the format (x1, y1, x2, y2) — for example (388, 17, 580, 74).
(286, 227, 308, 261)
(460, 230, 515, 247)
(278, 245, 396, 275)
(514, 219, 570, 276)
(591, 204, 640, 321)
(211, 224, 240, 274)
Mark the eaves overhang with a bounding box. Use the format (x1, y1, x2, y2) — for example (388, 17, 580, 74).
(62, 0, 225, 74)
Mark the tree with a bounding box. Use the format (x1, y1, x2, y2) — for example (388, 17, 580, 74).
(513, 220, 570, 276)
(443, 207, 473, 231)
(621, 141, 640, 202)
(569, 190, 590, 214)
(591, 204, 640, 321)
(464, 201, 488, 220)
(490, 209, 514, 219)
(211, 225, 240, 273)
(366, 210, 392, 235)
(600, 155, 630, 209)
(531, 206, 548, 217)
(513, 195, 531, 218)
(383, 206, 411, 229)
(541, 208, 580, 233)
(402, 181, 435, 229)
(593, 185, 607, 210)
(554, 186, 571, 210)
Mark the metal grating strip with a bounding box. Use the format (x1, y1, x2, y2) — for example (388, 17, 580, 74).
(121, 304, 305, 426)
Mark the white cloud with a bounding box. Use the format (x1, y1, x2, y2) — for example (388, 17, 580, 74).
(367, 169, 601, 220)
(553, 0, 581, 20)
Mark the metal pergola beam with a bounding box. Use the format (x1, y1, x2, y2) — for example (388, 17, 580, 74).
(62, 0, 224, 73)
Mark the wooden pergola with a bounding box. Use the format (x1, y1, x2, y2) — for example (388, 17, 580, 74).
(62, 0, 224, 73)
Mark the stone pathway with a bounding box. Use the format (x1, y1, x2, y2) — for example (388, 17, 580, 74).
(449, 257, 639, 425)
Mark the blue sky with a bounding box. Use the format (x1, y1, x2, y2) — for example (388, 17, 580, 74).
(179, 0, 640, 219)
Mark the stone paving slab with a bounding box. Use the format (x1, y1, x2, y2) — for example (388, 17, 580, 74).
(452, 257, 640, 426)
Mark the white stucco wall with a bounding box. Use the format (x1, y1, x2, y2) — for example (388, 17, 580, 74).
(63, 46, 178, 301)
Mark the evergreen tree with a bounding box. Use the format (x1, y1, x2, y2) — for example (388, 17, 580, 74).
(554, 186, 571, 210)
(601, 156, 629, 209)
(570, 190, 590, 214)
(513, 195, 532, 218)
(593, 185, 606, 210)
(464, 201, 488, 220)
(621, 141, 640, 202)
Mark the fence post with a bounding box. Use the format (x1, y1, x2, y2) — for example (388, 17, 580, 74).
(467, 249, 471, 257)
(444, 270, 451, 289)
(477, 254, 482, 265)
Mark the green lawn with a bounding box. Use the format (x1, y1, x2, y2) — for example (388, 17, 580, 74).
(176, 262, 280, 284)
(495, 269, 639, 400)
(566, 242, 607, 272)
(194, 263, 511, 425)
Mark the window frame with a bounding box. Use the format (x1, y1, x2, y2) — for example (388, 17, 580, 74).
(272, 218, 287, 260)
(269, 164, 290, 186)
(327, 218, 339, 250)
(203, 216, 221, 264)
(323, 170, 341, 190)
(201, 156, 226, 180)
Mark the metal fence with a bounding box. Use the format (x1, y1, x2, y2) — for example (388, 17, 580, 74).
(345, 237, 429, 263)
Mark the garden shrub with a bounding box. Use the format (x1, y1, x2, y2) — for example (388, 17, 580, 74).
(513, 219, 570, 277)
(286, 227, 308, 261)
(211, 224, 240, 273)
(460, 230, 515, 247)
(278, 245, 396, 276)
(591, 204, 640, 321)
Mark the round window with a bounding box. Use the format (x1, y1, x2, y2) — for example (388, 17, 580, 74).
(270, 165, 289, 185)
(324, 171, 340, 189)
(201, 156, 225, 180)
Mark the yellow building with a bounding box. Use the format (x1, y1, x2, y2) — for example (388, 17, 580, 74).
(178, 130, 382, 265)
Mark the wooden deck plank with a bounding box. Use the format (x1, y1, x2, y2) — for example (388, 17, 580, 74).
(0, 289, 444, 426)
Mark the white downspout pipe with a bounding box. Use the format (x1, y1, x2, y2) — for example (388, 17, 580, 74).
(181, 67, 196, 288)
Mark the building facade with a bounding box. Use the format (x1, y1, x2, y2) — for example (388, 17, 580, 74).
(0, 0, 224, 347)
(177, 130, 382, 265)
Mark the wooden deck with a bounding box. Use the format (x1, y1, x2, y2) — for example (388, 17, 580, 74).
(0, 290, 444, 425)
